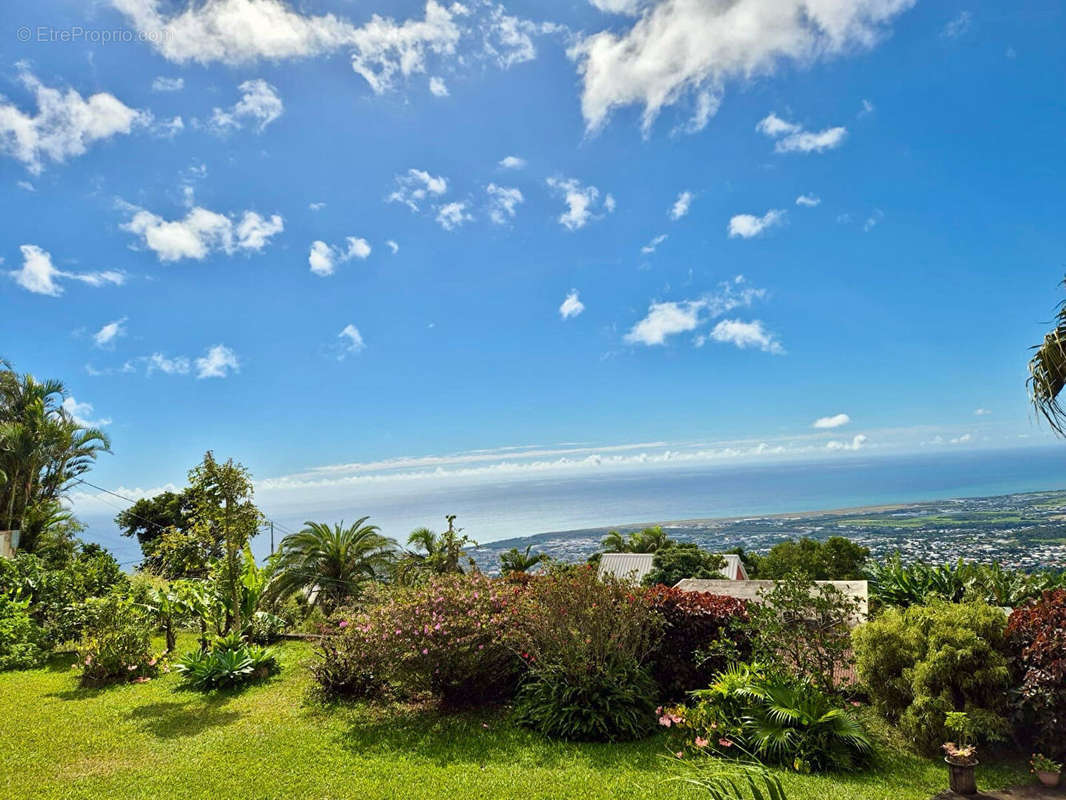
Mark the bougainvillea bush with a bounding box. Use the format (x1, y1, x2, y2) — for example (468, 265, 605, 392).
(509, 566, 662, 741)
(644, 586, 751, 701)
(1006, 589, 1066, 757)
(317, 574, 519, 706)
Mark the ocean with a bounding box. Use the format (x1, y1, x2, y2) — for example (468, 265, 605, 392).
(78, 445, 1066, 567)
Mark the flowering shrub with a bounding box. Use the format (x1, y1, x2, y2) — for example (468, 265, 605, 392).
(852, 600, 1010, 754)
(77, 592, 159, 686)
(1006, 589, 1066, 757)
(509, 566, 662, 741)
(644, 586, 751, 700)
(322, 574, 519, 706)
(661, 663, 873, 773)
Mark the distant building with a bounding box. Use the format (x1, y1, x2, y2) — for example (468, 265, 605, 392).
(0, 530, 20, 559)
(597, 552, 749, 584)
(674, 578, 869, 623)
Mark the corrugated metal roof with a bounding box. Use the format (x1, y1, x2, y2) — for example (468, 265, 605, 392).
(598, 551, 749, 583)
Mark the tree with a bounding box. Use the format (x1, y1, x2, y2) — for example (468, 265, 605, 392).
(757, 536, 870, 580)
(0, 363, 110, 547)
(642, 543, 725, 587)
(115, 490, 196, 572)
(599, 526, 674, 555)
(265, 518, 396, 612)
(499, 545, 548, 575)
(396, 515, 478, 584)
(1030, 277, 1066, 433)
(186, 452, 262, 634)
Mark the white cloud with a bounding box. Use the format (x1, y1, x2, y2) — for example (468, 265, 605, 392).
(950, 432, 973, 444)
(942, 11, 972, 39)
(17, 180, 35, 191)
(386, 240, 399, 254)
(859, 98, 875, 115)
(669, 190, 693, 220)
(485, 183, 523, 224)
(146, 353, 191, 375)
(546, 176, 613, 231)
(588, 0, 645, 15)
(641, 233, 667, 254)
(795, 194, 821, 207)
(93, 317, 128, 349)
(498, 155, 526, 169)
(429, 76, 449, 97)
(863, 209, 884, 232)
(122, 205, 283, 262)
(481, 6, 549, 69)
(62, 396, 111, 428)
(625, 276, 770, 346)
(813, 413, 850, 429)
(974, 408, 990, 416)
(728, 209, 785, 239)
(827, 434, 867, 451)
(387, 168, 448, 211)
(309, 202, 326, 211)
(0, 69, 147, 173)
(570, 0, 913, 134)
(151, 76, 184, 92)
(559, 290, 585, 320)
(8, 245, 124, 296)
(708, 319, 783, 354)
(338, 324, 366, 356)
(436, 201, 473, 230)
(625, 300, 703, 345)
(195, 344, 239, 379)
(757, 113, 847, 153)
(209, 79, 283, 132)
(308, 237, 371, 276)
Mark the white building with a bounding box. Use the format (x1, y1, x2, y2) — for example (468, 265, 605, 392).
(597, 552, 749, 584)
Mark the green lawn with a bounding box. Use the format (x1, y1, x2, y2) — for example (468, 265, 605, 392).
(0, 636, 1031, 800)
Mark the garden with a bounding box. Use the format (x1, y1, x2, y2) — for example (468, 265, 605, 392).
(2, 361, 1066, 799)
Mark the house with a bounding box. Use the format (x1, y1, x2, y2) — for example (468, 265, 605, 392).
(597, 552, 749, 584)
(674, 578, 869, 623)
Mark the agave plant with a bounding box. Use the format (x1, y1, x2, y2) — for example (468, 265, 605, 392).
(666, 757, 788, 800)
(175, 638, 278, 690)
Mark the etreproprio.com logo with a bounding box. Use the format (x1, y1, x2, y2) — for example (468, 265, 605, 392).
(16, 26, 170, 44)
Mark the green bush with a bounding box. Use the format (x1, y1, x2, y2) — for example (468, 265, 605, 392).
(77, 592, 158, 686)
(852, 600, 1010, 754)
(642, 543, 726, 587)
(0, 592, 47, 671)
(662, 663, 872, 773)
(509, 566, 661, 741)
(175, 640, 278, 690)
(753, 537, 869, 580)
(513, 662, 658, 742)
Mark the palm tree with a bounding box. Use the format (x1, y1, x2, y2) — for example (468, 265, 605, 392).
(629, 525, 671, 553)
(601, 530, 628, 553)
(499, 545, 548, 575)
(395, 515, 478, 584)
(265, 518, 396, 612)
(1030, 278, 1066, 433)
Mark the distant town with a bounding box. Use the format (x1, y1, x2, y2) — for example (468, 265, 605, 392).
(472, 489, 1066, 572)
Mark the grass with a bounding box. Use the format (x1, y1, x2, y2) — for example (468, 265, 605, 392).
(0, 634, 1031, 800)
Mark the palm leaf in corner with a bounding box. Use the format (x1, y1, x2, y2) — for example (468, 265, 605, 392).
(1029, 277, 1066, 434)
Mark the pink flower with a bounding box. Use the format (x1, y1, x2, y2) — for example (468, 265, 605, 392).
(148, 658, 157, 667)
(718, 738, 733, 748)
(675, 751, 684, 759)
(422, 648, 429, 655)
(338, 620, 349, 629)
(850, 700, 861, 707)
(695, 737, 709, 748)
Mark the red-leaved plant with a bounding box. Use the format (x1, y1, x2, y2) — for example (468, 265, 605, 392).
(1006, 589, 1066, 757)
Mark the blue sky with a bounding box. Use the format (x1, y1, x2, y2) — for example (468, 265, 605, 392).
(2, 0, 1066, 538)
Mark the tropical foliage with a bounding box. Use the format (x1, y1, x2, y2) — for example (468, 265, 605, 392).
(600, 525, 672, 554)
(175, 636, 278, 690)
(77, 592, 159, 686)
(0, 592, 47, 671)
(395, 515, 478, 584)
(1006, 589, 1066, 758)
(748, 537, 870, 581)
(266, 518, 396, 612)
(643, 542, 726, 587)
(1028, 276, 1066, 434)
(498, 544, 548, 575)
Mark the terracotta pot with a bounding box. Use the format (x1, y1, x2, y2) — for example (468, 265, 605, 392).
(1036, 771, 1060, 788)
(945, 758, 978, 795)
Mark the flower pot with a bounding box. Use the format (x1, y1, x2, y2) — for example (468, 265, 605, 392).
(1036, 770, 1061, 788)
(945, 758, 978, 795)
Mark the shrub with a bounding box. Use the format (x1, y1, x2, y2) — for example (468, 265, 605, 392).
(644, 586, 752, 700)
(852, 600, 1010, 754)
(327, 574, 519, 706)
(509, 566, 661, 741)
(310, 628, 385, 699)
(642, 543, 726, 587)
(753, 574, 859, 691)
(1006, 589, 1066, 758)
(77, 592, 158, 686)
(513, 661, 658, 742)
(176, 640, 278, 690)
(662, 663, 873, 773)
(0, 593, 47, 671)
